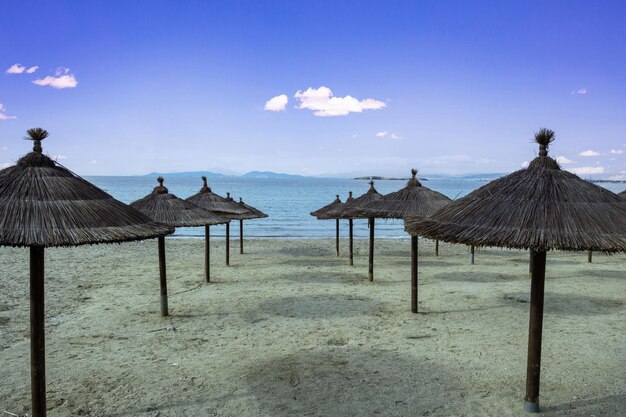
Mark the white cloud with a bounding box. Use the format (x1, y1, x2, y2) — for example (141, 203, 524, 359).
(1, 146, 7, 151)
(33, 67, 78, 89)
(555, 155, 575, 164)
(294, 86, 386, 117)
(579, 150, 600, 157)
(521, 160, 530, 168)
(6, 64, 38, 74)
(0, 103, 16, 120)
(607, 174, 626, 181)
(376, 131, 388, 138)
(264, 94, 288, 112)
(610, 149, 624, 155)
(390, 133, 400, 140)
(6, 64, 26, 74)
(89, 160, 97, 165)
(1, 162, 11, 168)
(567, 166, 605, 175)
(571, 88, 587, 95)
(51, 154, 67, 160)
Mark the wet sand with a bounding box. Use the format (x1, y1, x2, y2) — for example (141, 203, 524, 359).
(1, 238, 624, 416)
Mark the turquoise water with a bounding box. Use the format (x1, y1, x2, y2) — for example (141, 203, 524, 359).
(86, 176, 625, 239)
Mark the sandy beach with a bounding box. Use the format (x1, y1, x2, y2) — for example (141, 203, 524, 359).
(0, 238, 624, 416)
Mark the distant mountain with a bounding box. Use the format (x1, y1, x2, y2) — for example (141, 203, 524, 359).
(241, 171, 307, 179)
(143, 171, 228, 178)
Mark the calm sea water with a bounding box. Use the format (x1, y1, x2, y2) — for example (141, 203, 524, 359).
(86, 176, 625, 239)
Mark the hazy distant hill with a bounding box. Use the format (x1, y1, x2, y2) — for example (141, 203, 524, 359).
(241, 171, 307, 179)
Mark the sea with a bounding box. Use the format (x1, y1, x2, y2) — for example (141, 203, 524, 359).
(86, 176, 626, 240)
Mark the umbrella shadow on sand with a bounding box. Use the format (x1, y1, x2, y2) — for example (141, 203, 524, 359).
(502, 291, 625, 316)
(433, 271, 527, 283)
(245, 348, 468, 417)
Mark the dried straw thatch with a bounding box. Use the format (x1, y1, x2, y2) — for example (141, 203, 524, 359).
(0, 128, 173, 417)
(221, 194, 268, 220)
(330, 180, 383, 218)
(619, 189, 626, 199)
(185, 176, 248, 215)
(405, 151, 626, 253)
(131, 177, 228, 227)
(328, 181, 384, 280)
(310, 194, 346, 257)
(131, 177, 228, 316)
(355, 169, 451, 219)
(311, 195, 343, 219)
(0, 133, 173, 248)
(404, 128, 626, 412)
(354, 169, 452, 314)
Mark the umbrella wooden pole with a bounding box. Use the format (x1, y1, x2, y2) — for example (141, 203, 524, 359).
(349, 219, 354, 266)
(587, 250, 592, 263)
(470, 245, 475, 264)
(30, 246, 46, 417)
(435, 239, 439, 256)
(524, 249, 546, 412)
(529, 249, 534, 275)
(335, 219, 340, 256)
(240, 220, 244, 254)
(158, 236, 169, 316)
(411, 236, 418, 313)
(225, 223, 230, 266)
(204, 225, 210, 282)
(368, 218, 375, 281)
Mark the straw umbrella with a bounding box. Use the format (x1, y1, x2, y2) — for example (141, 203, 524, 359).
(131, 177, 227, 316)
(405, 129, 626, 412)
(355, 169, 451, 313)
(226, 194, 268, 254)
(619, 190, 626, 198)
(311, 194, 344, 256)
(0, 128, 173, 417)
(330, 181, 383, 280)
(185, 177, 247, 269)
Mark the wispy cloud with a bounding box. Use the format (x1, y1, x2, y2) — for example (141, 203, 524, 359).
(6, 64, 38, 74)
(521, 161, 530, 168)
(89, 159, 97, 165)
(264, 94, 288, 112)
(579, 150, 600, 157)
(571, 88, 587, 95)
(376, 131, 401, 140)
(376, 131, 388, 138)
(0, 162, 11, 169)
(555, 155, 575, 164)
(294, 86, 385, 117)
(33, 67, 78, 89)
(567, 166, 605, 175)
(0, 103, 16, 120)
(610, 149, 624, 155)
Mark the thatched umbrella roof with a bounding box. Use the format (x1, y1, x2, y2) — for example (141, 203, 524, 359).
(330, 180, 383, 218)
(131, 177, 228, 227)
(310, 195, 343, 219)
(405, 148, 626, 253)
(185, 176, 248, 215)
(223, 194, 268, 220)
(0, 128, 173, 417)
(404, 128, 626, 412)
(619, 189, 626, 199)
(0, 132, 173, 248)
(355, 169, 452, 219)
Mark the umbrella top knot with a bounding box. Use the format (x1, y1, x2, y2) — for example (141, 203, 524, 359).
(528, 128, 560, 170)
(200, 176, 211, 193)
(367, 180, 378, 194)
(407, 168, 422, 187)
(152, 177, 169, 194)
(17, 128, 55, 167)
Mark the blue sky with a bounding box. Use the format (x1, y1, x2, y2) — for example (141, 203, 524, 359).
(1, 0, 625, 178)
